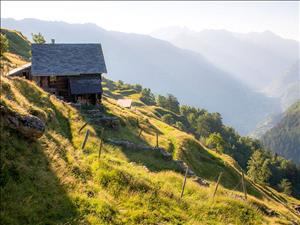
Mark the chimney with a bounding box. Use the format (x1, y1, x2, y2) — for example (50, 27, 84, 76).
(51, 39, 55, 44)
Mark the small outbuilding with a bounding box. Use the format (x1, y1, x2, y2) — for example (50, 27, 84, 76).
(8, 42, 107, 105)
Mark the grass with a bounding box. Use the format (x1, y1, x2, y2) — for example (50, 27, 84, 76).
(1, 28, 31, 60)
(1, 76, 299, 224)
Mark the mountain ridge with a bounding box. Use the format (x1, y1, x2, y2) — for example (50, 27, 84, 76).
(151, 26, 299, 91)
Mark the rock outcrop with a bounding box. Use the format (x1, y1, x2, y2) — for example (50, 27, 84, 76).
(0, 105, 45, 139)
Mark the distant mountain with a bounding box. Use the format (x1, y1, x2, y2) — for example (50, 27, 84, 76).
(261, 101, 300, 164)
(1, 18, 280, 134)
(249, 112, 283, 139)
(151, 27, 300, 90)
(265, 61, 300, 110)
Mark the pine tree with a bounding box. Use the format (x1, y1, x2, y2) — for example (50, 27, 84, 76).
(140, 88, 156, 105)
(247, 150, 271, 184)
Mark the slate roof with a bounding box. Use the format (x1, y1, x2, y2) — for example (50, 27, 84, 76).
(31, 44, 107, 76)
(69, 77, 102, 95)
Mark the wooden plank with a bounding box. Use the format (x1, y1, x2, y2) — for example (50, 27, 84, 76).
(180, 166, 189, 199)
(212, 172, 223, 200)
(138, 128, 143, 137)
(81, 129, 90, 150)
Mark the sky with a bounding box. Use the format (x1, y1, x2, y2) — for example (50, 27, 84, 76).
(1, 1, 299, 41)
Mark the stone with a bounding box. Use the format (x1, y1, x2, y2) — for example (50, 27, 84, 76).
(156, 147, 172, 160)
(1, 105, 45, 139)
(192, 177, 210, 187)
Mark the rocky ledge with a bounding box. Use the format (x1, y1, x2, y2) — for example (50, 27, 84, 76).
(0, 105, 45, 139)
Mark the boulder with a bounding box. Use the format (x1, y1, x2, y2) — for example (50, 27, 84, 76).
(0, 105, 45, 139)
(192, 177, 210, 187)
(174, 160, 195, 176)
(156, 147, 172, 160)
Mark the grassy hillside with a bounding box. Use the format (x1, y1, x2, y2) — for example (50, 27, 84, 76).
(1, 76, 299, 225)
(0, 28, 30, 76)
(0, 28, 31, 60)
(261, 101, 300, 164)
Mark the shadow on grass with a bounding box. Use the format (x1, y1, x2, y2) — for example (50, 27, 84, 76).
(79, 105, 182, 173)
(0, 127, 79, 224)
(120, 146, 182, 173)
(13, 78, 73, 141)
(180, 139, 264, 199)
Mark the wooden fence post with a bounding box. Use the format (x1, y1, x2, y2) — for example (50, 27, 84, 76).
(156, 132, 159, 148)
(138, 128, 143, 137)
(212, 172, 223, 201)
(81, 129, 90, 150)
(241, 171, 247, 200)
(180, 166, 189, 199)
(78, 122, 88, 134)
(98, 128, 105, 161)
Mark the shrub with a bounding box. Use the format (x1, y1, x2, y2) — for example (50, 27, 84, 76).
(161, 114, 175, 125)
(278, 179, 292, 195)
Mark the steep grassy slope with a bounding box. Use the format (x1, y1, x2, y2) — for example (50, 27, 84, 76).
(1, 76, 299, 225)
(261, 101, 300, 164)
(0, 28, 31, 60)
(0, 28, 30, 76)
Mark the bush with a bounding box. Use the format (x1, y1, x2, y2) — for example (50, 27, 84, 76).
(140, 88, 156, 105)
(278, 179, 292, 195)
(161, 114, 175, 125)
(206, 132, 226, 154)
(175, 121, 185, 131)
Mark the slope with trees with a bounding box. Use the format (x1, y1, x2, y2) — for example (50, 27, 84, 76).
(261, 101, 300, 164)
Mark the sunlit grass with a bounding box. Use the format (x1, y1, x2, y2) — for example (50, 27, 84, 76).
(1, 76, 299, 224)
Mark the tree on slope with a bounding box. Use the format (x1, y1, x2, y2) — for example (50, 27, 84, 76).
(157, 94, 180, 114)
(31, 32, 46, 44)
(140, 88, 156, 105)
(206, 132, 226, 154)
(247, 150, 271, 184)
(278, 179, 292, 195)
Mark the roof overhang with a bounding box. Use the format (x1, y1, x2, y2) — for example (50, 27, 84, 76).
(7, 63, 31, 76)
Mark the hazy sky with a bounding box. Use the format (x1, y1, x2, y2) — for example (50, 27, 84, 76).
(1, 1, 299, 40)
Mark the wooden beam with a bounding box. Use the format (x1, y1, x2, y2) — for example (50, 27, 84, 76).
(98, 128, 105, 161)
(180, 166, 189, 199)
(81, 129, 90, 150)
(138, 128, 143, 137)
(212, 172, 223, 201)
